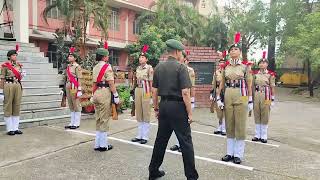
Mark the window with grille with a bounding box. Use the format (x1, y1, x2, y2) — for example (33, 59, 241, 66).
(6, 0, 13, 11)
(201, 0, 206, 8)
(108, 8, 120, 31)
(109, 50, 119, 66)
(133, 15, 140, 34)
(46, 0, 63, 19)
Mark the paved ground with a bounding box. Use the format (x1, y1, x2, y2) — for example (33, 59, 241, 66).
(0, 88, 319, 180)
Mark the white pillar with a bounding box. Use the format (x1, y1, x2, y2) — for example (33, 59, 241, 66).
(13, 0, 29, 43)
(0, 0, 4, 38)
(32, 0, 38, 29)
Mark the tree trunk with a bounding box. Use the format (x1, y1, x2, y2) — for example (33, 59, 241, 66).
(241, 35, 248, 60)
(307, 57, 313, 97)
(267, 0, 276, 71)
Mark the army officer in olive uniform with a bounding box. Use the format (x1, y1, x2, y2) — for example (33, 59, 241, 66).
(148, 39, 198, 180)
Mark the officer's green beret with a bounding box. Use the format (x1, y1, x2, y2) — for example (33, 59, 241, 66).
(7, 50, 17, 57)
(166, 39, 184, 51)
(96, 48, 109, 56)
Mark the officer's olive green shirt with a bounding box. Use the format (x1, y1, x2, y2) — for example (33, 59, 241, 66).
(153, 57, 191, 97)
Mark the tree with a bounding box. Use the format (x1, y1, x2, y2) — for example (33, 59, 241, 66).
(202, 15, 229, 51)
(277, 0, 318, 96)
(138, 0, 209, 46)
(225, 0, 269, 59)
(284, 12, 320, 96)
(42, 0, 109, 58)
(126, 25, 178, 70)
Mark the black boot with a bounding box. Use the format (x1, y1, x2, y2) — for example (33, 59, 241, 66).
(260, 139, 268, 143)
(221, 155, 234, 162)
(149, 170, 165, 180)
(252, 137, 260, 142)
(131, 138, 141, 142)
(7, 131, 15, 136)
(233, 157, 242, 164)
(14, 130, 23, 135)
(170, 145, 180, 151)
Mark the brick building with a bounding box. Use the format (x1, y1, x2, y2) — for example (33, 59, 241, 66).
(0, 0, 155, 70)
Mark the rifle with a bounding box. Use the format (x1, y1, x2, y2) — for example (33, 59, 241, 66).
(130, 71, 137, 117)
(111, 93, 118, 120)
(130, 89, 135, 116)
(60, 85, 67, 107)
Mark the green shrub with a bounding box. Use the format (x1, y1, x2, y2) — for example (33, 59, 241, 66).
(117, 85, 131, 110)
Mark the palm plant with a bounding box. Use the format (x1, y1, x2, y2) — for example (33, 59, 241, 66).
(42, 0, 110, 58)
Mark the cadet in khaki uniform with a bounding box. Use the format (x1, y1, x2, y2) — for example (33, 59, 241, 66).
(252, 51, 276, 143)
(149, 39, 198, 180)
(0, 47, 26, 135)
(91, 44, 120, 152)
(170, 50, 196, 152)
(210, 53, 226, 136)
(63, 47, 83, 129)
(131, 45, 153, 144)
(216, 32, 253, 164)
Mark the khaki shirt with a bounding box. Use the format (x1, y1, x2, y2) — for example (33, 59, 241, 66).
(223, 59, 252, 83)
(64, 62, 82, 87)
(187, 66, 195, 87)
(0, 61, 23, 89)
(93, 61, 114, 82)
(136, 64, 153, 82)
(254, 69, 275, 87)
(0, 61, 22, 80)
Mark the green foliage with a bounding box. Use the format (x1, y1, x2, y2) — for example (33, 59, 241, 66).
(225, 0, 269, 58)
(138, 0, 228, 48)
(126, 25, 171, 69)
(117, 85, 131, 110)
(284, 12, 320, 70)
(202, 15, 229, 51)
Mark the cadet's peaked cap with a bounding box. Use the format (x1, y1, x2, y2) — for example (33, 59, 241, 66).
(7, 50, 17, 57)
(166, 39, 184, 51)
(96, 48, 109, 56)
(182, 50, 186, 57)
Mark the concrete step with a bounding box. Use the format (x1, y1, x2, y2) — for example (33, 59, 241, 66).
(0, 41, 36, 47)
(0, 55, 49, 62)
(0, 107, 69, 121)
(0, 100, 61, 110)
(0, 50, 44, 57)
(23, 73, 58, 81)
(21, 93, 61, 102)
(21, 80, 59, 87)
(0, 61, 56, 69)
(21, 67, 57, 74)
(23, 86, 60, 94)
(0, 45, 40, 52)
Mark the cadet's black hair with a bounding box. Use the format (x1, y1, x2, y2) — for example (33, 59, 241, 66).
(96, 54, 104, 61)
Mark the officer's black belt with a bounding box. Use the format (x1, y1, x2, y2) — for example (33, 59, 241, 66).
(97, 83, 109, 88)
(161, 96, 183, 102)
